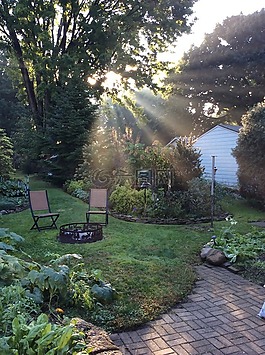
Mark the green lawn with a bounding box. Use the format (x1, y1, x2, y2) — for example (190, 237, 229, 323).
(1, 177, 264, 331)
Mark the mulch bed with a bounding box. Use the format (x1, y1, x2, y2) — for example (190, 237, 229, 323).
(110, 212, 229, 225)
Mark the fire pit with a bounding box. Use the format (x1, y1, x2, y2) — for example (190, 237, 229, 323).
(58, 222, 103, 244)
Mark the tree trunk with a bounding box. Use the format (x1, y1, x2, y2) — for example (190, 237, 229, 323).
(1, 0, 42, 128)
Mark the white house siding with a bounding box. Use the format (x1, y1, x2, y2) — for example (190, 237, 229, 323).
(193, 125, 240, 186)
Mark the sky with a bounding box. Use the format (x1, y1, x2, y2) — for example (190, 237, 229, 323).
(163, 0, 265, 61)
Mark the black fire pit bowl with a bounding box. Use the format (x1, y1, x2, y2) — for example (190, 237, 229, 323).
(58, 222, 103, 244)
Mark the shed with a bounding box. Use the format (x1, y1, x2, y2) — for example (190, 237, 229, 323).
(193, 124, 241, 186)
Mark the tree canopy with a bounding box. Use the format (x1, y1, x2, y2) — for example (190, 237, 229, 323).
(166, 9, 265, 135)
(0, 51, 25, 137)
(0, 0, 196, 130)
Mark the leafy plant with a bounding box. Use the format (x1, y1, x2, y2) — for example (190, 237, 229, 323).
(0, 251, 29, 286)
(0, 284, 41, 337)
(109, 183, 152, 215)
(0, 228, 24, 251)
(89, 269, 118, 305)
(69, 266, 117, 308)
(64, 180, 91, 202)
(0, 128, 15, 179)
(213, 219, 265, 263)
(0, 197, 27, 211)
(185, 178, 225, 217)
(0, 179, 27, 197)
(27, 265, 69, 307)
(0, 313, 90, 354)
(146, 189, 184, 219)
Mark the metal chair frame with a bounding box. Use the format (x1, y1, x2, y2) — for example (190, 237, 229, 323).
(28, 190, 60, 231)
(86, 188, 109, 226)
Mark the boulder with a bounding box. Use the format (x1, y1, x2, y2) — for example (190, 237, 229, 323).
(200, 246, 212, 260)
(72, 318, 122, 354)
(206, 249, 226, 266)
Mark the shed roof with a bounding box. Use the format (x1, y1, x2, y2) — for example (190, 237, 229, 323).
(166, 124, 241, 147)
(217, 124, 241, 133)
(193, 124, 241, 142)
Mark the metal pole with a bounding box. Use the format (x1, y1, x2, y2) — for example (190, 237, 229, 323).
(210, 156, 216, 228)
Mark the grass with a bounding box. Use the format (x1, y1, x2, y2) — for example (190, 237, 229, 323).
(1, 176, 264, 331)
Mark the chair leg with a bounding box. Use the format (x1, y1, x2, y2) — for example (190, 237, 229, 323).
(86, 212, 90, 224)
(106, 213, 109, 226)
(31, 217, 40, 231)
(50, 215, 59, 229)
(30, 215, 59, 231)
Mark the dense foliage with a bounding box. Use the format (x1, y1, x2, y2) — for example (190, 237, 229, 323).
(0, 51, 25, 138)
(0, 227, 118, 351)
(0, 178, 28, 211)
(0, 0, 196, 183)
(166, 9, 265, 135)
(0, 128, 15, 179)
(212, 218, 265, 263)
(0, 0, 196, 124)
(42, 79, 98, 185)
(110, 178, 225, 219)
(125, 138, 203, 190)
(233, 101, 265, 207)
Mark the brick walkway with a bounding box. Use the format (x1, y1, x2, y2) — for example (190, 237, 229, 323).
(110, 264, 265, 354)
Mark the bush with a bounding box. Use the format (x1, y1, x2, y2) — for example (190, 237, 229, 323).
(146, 189, 185, 219)
(0, 128, 15, 179)
(0, 197, 28, 211)
(109, 184, 152, 215)
(185, 178, 224, 217)
(0, 179, 27, 197)
(109, 179, 227, 219)
(125, 139, 204, 191)
(63, 179, 91, 202)
(233, 100, 265, 207)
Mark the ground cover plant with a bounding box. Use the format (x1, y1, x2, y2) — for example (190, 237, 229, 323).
(1, 176, 265, 334)
(0, 178, 28, 212)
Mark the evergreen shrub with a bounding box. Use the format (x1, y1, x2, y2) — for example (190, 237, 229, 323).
(233, 101, 265, 208)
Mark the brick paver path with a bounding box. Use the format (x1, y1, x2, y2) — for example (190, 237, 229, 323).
(110, 264, 265, 354)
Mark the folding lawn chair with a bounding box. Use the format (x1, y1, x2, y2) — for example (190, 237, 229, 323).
(86, 188, 109, 226)
(28, 190, 60, 231)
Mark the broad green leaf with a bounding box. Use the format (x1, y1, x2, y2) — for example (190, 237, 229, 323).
(36, 330, 56, 348)
(0, 242, 14, 251)
(56, 326, 73, 350)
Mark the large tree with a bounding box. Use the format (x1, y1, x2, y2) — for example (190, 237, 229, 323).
(0, 0, 196, 132)
(0, 51, 26, 136)
(166, 9, 265, 135)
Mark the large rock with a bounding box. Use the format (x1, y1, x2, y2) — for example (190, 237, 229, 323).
(72, 318, 122, 354)
(200, 246, 212, 260)
(206, 249, 226, 266)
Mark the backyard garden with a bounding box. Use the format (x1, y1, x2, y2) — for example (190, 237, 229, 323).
(1, 102, 265, 353)
(1, 3, 265, 353)
(1, 171, 265, 353)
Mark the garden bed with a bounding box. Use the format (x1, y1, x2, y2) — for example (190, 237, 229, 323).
(110, 212, 229, 225)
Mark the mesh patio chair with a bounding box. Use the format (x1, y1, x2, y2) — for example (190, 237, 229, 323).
(86, 188, 109, 226)
(28, 190, 60, 231)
